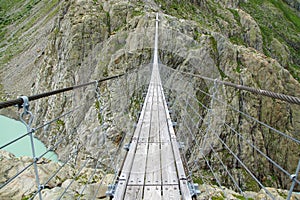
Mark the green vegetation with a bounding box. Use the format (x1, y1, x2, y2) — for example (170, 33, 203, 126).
(0, 0, 60, 66)
(233, 194, 254, 200)
(239, 0, 300, 81)
(56, 119, 65, 126)
(95, 101, 104, 124)
(0, 0, 40, 38)
(132, 9, 144, 17)
(212, 196, 224, 200)
(211, 193, 225, 200)
(193, 177, 204, 185)
(154, 0, 299, 81)
(21, 197, 30, 200)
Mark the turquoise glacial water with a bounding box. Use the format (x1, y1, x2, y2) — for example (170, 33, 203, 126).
(0, 115, 58, 162)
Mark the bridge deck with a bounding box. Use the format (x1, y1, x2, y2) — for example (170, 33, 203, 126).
(112, 13, 191, 200)
(113, 67, 191, 199)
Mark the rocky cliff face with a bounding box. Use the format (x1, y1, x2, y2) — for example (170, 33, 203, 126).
(0, 0, 299, 198)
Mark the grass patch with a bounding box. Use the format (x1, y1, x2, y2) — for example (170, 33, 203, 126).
(233, 194, 254, 200)
(240, 0, 300, 82)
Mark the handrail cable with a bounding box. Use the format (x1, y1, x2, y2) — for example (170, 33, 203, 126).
(0, 74, 125, 109)
(163, 81, 300, 145)
(161, 65, 300, 105)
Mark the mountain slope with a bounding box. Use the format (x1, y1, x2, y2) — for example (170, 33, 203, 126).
(0, 0, 299, 199)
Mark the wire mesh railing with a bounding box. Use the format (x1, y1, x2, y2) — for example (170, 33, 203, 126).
(159, 64, 300, 199)
(0, 65, 151, 199)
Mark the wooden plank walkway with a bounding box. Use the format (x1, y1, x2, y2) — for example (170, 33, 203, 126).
(112, 13, 191, 200)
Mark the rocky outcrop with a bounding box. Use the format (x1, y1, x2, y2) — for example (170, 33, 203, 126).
(0, 0, 299, 198)
(0, 150, 112, 199)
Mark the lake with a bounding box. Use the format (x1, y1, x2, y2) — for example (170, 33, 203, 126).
(0, 115, 58, 162)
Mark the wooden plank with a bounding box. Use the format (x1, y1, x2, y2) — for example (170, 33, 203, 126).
(158, 104, 171, 143)
(145, 143, 161, 185)
(158, 86, 177, 139)
(179, 180, 192, 200)
(112, 180, 126, 200)
(138, 122, 150, 143)
(161, 142, 178, 185)
(124, 185, 143, 200)
(171, 139, 187, 180)
(119, 140, 138, 180)
(162, 185, 181, 200)
(144, 186, 162, 200)
(128, 142, 148, 185)
(149, 86, 160, 143)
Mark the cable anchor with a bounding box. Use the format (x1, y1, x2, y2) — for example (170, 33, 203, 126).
(19, 96, 34, 130)
(18, 96, 43, 200)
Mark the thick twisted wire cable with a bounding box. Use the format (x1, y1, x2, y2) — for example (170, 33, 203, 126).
(0, 74, 125, 109)
(165, 84, 300, 145)
(162, 65, 300, 105)
(197, 88, 300, 144)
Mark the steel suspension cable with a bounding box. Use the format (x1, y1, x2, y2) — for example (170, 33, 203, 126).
(197, 87, 300, 144)
(161, 65, 300, 105)
(163, 83, 300, 145)
(0, 74, 125, 109)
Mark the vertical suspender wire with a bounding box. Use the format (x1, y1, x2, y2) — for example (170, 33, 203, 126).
(287, 160, 300, 200)
(180, 104, 244, 195)
(19, 96, 43, 200)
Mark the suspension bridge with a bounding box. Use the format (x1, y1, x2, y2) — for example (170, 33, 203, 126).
(0, 13, 300, 200)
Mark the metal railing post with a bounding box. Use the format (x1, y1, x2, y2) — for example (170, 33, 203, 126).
(19, 96, 43, 200)
(287, 159, 300, 200)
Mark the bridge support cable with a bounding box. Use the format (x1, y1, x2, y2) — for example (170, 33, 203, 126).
(174, 94, 245, 197)
(180, 101, 244, 195)
(165, 84, 300, 188)
(159, 65, 300, 197)
(0, 74, 125, 110)
(162, 85, 273, 198)
(1, 75, 123, 199)
(161, 66, 300, 105)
